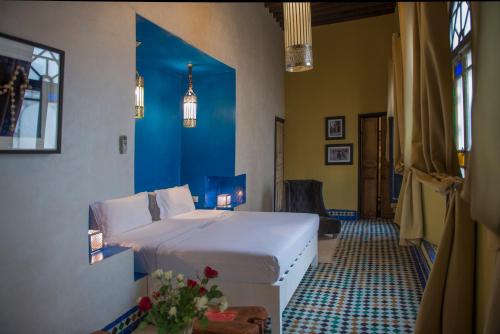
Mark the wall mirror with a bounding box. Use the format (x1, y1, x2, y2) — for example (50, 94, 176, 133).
(0, 32, 64, 153)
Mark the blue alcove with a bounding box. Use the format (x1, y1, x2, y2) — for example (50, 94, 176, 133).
(135, 15, 236, 208)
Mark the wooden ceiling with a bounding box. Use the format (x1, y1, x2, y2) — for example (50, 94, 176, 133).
(264, 2, 396, 28)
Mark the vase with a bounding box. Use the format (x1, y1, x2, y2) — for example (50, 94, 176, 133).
(137, 321, 193, 334)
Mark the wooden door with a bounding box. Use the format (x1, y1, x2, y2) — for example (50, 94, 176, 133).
(360, 117, 379, 218)
(274, 118, 285, 211)
(359, 114, 394, 219)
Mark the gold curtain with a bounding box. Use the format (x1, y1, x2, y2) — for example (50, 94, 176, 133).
(484, 233, 500, 334)
(392, 33, 405, 174)
(463, 3, 500, 333)
(394, 2, 477, 333)
(395, 2, 457, 244)
(414, 188, 475, 333)
(465, 3, 500, 236)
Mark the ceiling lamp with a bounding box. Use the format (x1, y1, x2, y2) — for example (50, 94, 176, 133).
(283, 2, 313, 72)
(183, 63, 197, 128)
(134, 72, 144, 119)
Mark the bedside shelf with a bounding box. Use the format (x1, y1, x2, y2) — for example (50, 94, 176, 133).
(89, 246, 130, 265)
(215, 205, 235, 211)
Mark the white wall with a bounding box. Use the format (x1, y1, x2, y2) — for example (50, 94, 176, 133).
(0, 2, 284, 333)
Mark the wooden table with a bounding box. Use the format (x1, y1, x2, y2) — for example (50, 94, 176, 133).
(194, 306, 268, 334)
(132, 306, 268, 334)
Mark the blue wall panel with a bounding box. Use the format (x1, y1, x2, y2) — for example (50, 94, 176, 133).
(181, 72, 236, 208)
(134, 66, 182, 193)
(135, 15, 236, 201)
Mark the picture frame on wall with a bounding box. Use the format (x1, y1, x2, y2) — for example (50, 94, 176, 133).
(325, 116, 345, 140)
(0, 32, 65, 153)
(325, 143, 353, 165)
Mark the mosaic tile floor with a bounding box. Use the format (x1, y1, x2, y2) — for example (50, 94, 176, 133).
(280, 219, 425, 334)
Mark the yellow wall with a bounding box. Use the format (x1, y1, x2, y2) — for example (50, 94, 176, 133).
(284, 14, 394, 210)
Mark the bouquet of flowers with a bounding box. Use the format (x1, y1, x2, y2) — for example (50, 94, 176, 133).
(137, 266, 227, 334)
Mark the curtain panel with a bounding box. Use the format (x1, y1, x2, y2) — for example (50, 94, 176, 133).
(392, 33, 405, 174)
(395, 2, 458, 243)
(464, 3, 500, 333)
(395, 2, 476, 334)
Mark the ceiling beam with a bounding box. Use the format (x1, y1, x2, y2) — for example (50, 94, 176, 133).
(264, 2, 396, 29)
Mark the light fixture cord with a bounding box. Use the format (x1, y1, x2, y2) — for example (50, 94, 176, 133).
(188, 64, 193, 90)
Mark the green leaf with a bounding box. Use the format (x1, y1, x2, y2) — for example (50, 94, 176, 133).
(198, 317, 209, 329)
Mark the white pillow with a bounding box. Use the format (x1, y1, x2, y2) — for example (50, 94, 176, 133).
(155, 185, 195, 219)
(91, 192, 152, 238)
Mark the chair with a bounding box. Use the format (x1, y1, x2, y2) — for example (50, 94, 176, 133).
(284, 179, 341, 237)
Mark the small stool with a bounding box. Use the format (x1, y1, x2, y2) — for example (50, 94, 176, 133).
(193, 306, 268, 334)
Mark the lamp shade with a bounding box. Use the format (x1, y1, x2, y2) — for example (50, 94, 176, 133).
(135, 73, 144, 119)
(88, 229, 103, 253)
(183, 64, 197, 128)
(283, 2, 313, 72)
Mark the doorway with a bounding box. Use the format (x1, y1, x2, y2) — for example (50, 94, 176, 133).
(274, 117, 285, 212)
(358, 113, 393, 219)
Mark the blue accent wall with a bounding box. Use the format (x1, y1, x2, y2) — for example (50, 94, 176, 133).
(135, 15, 236, 202)
(181, 72, 236, 208)
(134, 66, 182, 192)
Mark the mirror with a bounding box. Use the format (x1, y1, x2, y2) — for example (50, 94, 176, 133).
(0, 32, 64, 153)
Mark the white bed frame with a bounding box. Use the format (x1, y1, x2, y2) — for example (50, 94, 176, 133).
(147, 235, 318, 334)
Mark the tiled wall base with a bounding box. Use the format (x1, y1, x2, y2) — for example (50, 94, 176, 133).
(102, 306, 145, 334)
(327, 209, 359, 221)
(421, 239, 437, 266)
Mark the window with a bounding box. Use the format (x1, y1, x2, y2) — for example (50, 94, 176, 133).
(450, 1, 472, 176)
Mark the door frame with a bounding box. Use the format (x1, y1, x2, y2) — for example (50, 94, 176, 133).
(357, 112, 387, 217)
(274, 117, 285, 211)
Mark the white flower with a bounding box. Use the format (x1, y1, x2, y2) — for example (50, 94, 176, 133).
(168, 306, 177, 316)
(219, 301, 228, 312)
(178, 282, 185, 288)
(195, 296, 208, 310)
(176, 274, 184, 282)
(152, 269, 163, 280)
(164, 270, 173, 280)
(218, 296, 228, 312)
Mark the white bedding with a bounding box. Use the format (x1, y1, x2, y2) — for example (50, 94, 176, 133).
(106, 210, 319, 284)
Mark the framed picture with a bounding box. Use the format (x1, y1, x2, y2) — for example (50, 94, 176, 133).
(325, 144, 353, 165)
(0, 32, 65, 153)
(325, 116, 345, 140)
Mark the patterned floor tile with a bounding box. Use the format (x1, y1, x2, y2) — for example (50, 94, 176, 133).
(281, 219, 424, 334)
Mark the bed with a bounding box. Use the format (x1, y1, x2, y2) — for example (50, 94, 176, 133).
(106, 209, 319, 334)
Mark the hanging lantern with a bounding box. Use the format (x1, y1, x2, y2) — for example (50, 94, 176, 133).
(283, 2, 313, 72)
(135, 72, 144, 119)
(183, 64, 197, 128)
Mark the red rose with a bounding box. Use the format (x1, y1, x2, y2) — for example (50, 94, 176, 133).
(187, 279, 198, 288)
(199, 287, 207, 296)
(152, 291, 161, 299)
(138, 296, 152, 312)
(204, 266, 218, 279)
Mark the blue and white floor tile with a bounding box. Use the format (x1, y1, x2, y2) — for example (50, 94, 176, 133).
(280, 219, 424, 334)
